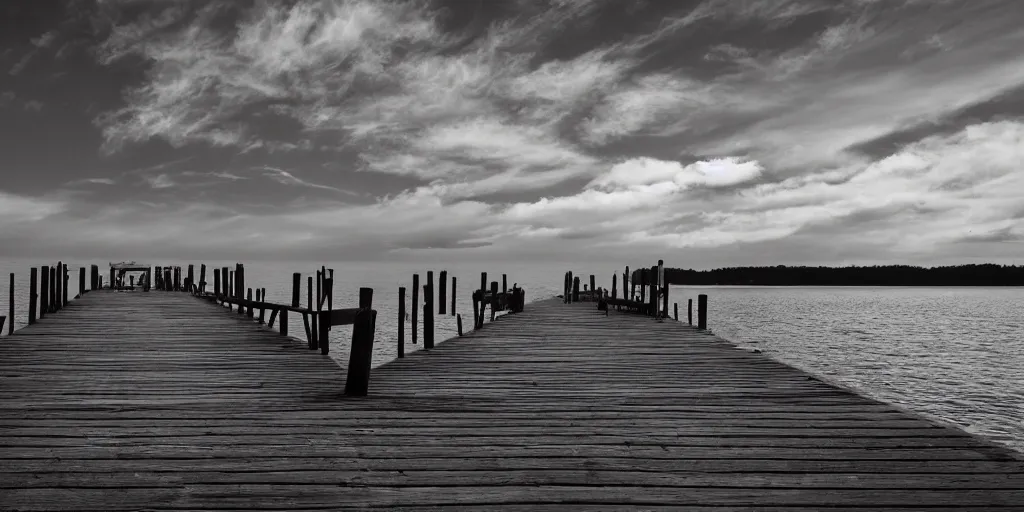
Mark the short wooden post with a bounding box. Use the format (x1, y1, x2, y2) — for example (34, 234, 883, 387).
(674, 302, 679, 321)
(438, 270, 447, 315)
(572, 276, 580, 302)
(490, 281, 499, 322)
(28, 268, 37, 325)
(688, 298, 693, 325)
(697, 294, 707, 330)
(398, 286, 406, 358)
(411, 273, 419, 345)
(246, 289, 254, 318)
(457, 313, 463, 336)
(344, 291, 377, 397)
(8, 273, 14, 335)
(450, 276, 456, 316)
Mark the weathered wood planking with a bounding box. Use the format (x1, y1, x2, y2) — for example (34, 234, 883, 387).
(0, 293, 1022, 511)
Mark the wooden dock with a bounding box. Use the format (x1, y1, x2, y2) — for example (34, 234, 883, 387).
(2, 291, 1024, 510)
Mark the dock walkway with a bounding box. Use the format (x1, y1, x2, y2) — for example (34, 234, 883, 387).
(1, 291, 1023, 510)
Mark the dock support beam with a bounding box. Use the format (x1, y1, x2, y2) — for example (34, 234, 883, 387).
(344, 288, 376, 397)
(28, 268, 37, 325)
(398, 287, 405, 358)
(411, 274, 419, 345)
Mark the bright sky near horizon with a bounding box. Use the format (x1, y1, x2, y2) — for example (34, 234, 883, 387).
(1, 0, 1022, 265)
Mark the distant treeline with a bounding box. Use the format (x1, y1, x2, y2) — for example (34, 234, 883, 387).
(659, 264, 1024, 286)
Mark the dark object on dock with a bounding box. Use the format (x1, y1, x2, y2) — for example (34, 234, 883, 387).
(397, 287, 405, 358)
(438, 270, 447, 315)
(28, 268, 37, 325)
(688, 298, 693, 325)
(411, 273, 419, 345)
(450, 275, 457, 316)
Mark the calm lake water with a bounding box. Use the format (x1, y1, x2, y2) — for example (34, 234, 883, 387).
(1, 259, 1021, 452)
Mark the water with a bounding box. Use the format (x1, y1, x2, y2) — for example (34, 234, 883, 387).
(1, 260, 1021, 452)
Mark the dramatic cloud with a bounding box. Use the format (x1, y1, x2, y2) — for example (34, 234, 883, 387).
(0, 0, 1022, 265)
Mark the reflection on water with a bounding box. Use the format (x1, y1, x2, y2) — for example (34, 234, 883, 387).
(1, 260, 1021, 452)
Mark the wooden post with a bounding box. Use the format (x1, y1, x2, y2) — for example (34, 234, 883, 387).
(398, 287, 405, 358)
(291, 273, 301, 307)
(698, 294, 707, 330)
(572, 276, 580, 303)
(626, 266, 632, 301)
(650, 265, 658, 318)
(236, 264, 245, 299)
(563, 272, 569, 303)
(688, 298, 693, 325)
(457, 313, 463, 336)
(8, 273, 13, 335)
(423, 302, 431, 350)
(344, 292, 377, 397)
(659, 260, 667, 317)
(214, 269, 221, 296)
(411, 273, 419, 345)
(502, 274, 507, 294)
(55, 261, 62, 310)
(199, 264, 206, 293)
(490, 281, 499, 322)
(39, 266, 48, 319)
(62, 263, 68, 307)
(316, 270, 322, 315)
(426, 271, 434, 348)
(28, 268, 37, 325)
(639, 269, 646, 304)
(566, 271, 573, 303)
(187, 264, 194, 290)
(307, 276, 315, 350)
(450, 276, 457, 316)
(480, 272, 487, 302)
(472, 292, 480, 330)
(612, 273, 617, 299)
(247, 289, 254, 318)
(674, 302, 679, 321)
(79, 267, 85, 297)
(438, 270, 447, 315)
(589, 275, 595, 296)
(50, 266, 57, 312)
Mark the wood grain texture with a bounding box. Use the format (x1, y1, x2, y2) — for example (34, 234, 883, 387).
(1, 293, 1022, 511)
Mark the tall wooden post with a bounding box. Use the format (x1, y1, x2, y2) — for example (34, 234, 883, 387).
(398, 287, 406, 358)
(649, 265, 658, 318)
(688, 298, 693, 325)
(625, 266, 632, 301)
(62, 263, 68, 307)
(490, 281, 499, 322)
(502, 274, 507, 294)
(28, 268, 37, 325)
(674, 302, 679, 321)
(425, 271, 434, 350)
(78, 267, 85, 298)
(563, 272, 569, 303)
(472, 291, 480, 330)
(411, 274, 419, 345)
(697, 294, 707, 330)
(639, 269, 646, 304)
(307, 276, 315, 350)
(589, 275, 595, 297)
(199, 264, 207, 293)
(438, 270, 447, 315)
(39, 267, 48, 319)
(479, 272, 487, 327)
(572, 276, 580, 303)
(344, 288, 376, 397)
(50, 266, 57, 312)
(247, 289, 254, 318)
(450, 276, 457, 316)
(8, 273, 14, 335)
(612, 273, 617, 299)
(214, 269, 221, 296)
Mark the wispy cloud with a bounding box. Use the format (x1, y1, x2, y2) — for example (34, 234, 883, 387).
(259, 166, 357, 195)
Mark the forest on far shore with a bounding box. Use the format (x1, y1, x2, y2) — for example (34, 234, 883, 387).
(656, 264, 1024, 286)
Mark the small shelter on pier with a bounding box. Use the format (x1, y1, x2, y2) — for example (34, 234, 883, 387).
(109, 262, 151, 291)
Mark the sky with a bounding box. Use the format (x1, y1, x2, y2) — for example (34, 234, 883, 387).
(1, 0, 1022, 266)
